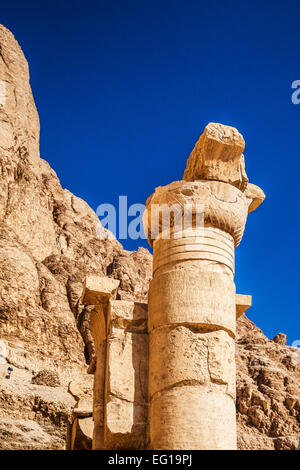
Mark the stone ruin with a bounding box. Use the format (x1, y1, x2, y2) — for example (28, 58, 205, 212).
(0, 25, 297, 450)
(68, 122, 265, 450)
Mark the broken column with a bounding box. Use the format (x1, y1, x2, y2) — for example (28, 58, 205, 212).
(80, 275, 120, 449)
(67, 376, 94, 450)
(143, 122, 265, 450)
(81, 275, 149, 449)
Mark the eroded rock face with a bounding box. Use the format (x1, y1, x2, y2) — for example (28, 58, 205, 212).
(107, 247, 152, 302)
(236, 316, 300, 450)
(0, 363, 75, 450)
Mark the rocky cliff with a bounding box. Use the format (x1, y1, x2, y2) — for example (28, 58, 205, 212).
(0, 25, 298, 450)
(236, 317, 299, 450)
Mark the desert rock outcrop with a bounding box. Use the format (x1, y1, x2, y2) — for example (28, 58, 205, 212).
(236, 316, 299, 450)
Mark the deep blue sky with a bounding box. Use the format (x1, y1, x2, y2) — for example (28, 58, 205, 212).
(2, 0, 300, 343)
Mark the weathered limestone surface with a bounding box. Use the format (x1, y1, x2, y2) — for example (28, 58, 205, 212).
(106, 248, 152, 302)
(69, 310, 300, 451)
(236, 316, 300, 450)
(150, 387, 236, 450)
(183, 122, 248, 189)
(148, 267, 236, 334)
(67, 375, 94, 450)
(106, 300, 148, 450)
(69, 376, 94, 417)
(236, 294, 252, 319)
(80, 283, 148, 450)
(0, 362, 75, 450)
(143, 122, 265, 449)
(69, 416, 93, 450)
(81, 276, 120, 305)
(149, 327, 236, 398)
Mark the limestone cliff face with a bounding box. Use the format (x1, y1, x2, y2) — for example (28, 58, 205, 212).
(236, 317, 300, 450)
(0, 25, 298, 450)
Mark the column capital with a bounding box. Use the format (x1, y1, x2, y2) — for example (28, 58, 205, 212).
(143, 123, 265, 248)
(81, 275, 120, 305)
(183, 122, 247, 189)
(144, 179, 252, 248)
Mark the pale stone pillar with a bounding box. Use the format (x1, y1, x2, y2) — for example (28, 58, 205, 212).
(143, 123, 265, 450)
(81, 275, 120, 449)
(81, 275, 149, 450)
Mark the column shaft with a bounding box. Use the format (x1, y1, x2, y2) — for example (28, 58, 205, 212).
(148, 226, 237, 450)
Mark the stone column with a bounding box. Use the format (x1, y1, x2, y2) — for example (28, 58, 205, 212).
(81, 275, 120, 449)
(81, 275, 149, 450)
(143, 123, 265, 450)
